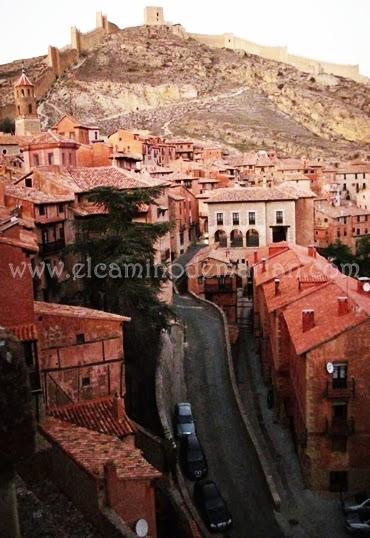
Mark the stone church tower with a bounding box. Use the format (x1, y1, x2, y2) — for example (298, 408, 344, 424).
(14, 70, 41, 136)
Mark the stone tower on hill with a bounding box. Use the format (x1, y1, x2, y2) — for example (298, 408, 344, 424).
(144, 6, 164, 25)
(14, 70, 41, 137)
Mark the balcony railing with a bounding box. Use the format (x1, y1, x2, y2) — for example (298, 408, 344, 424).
(204, 282, 233, 293)
(325, 377, 355, 399)
(326, 416, 355, 436)
(39, 239, 65, 254)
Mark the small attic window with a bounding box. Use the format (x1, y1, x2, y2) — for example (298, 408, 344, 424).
(76, 333, 85, 345)
(25, 177, 32, 188)
(81, 376, 90, 388)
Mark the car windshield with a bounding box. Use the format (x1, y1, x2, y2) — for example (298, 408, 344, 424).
(178, 415, 192, 424)
(206, 498, 224, 511)
(188, 450, 203, 463)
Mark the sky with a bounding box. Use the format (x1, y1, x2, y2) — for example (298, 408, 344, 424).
(1, 0, 370, 76)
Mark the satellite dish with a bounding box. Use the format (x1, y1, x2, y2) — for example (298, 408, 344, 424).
(363, 282, 370, 293)
(326, 362, 334, 374)
(135, 519, 149, 537)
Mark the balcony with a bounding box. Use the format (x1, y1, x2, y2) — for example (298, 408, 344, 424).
(204, 281, 233, 294)
(325, 378, 355, 399)
(39, 239, 66, 254)
(326, 416, 355, 436)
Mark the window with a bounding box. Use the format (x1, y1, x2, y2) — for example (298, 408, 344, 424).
(180, 232, 184, 245)
(39, 205, 46, 216)
(33, 154, 40, 166)
(329, 471, 348, 492)
(216, 213, 224, 225)
(232, 212, 240, 225)
(81, 376, 90, 388)
(332, 363, 347, 388)
(57, 203, 64, 214)
(76, 333, 85, 345)
(276, 211, 284, 224)
(25, 177, 32, 188)
(47, 153, 54, 165)
(332, 437, 347, 453)
(249, 212, 256, 225)
(69, 153, 73, 165)
(94, 131, 98, 140)
(62, 153, 66, 165)
(184, 180, 192, 188)
(28, 104, 33, 114)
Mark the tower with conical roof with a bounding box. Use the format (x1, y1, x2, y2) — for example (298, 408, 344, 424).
(14, 69, 41, 136)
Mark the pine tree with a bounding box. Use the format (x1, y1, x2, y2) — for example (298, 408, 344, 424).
(68, 186, 174, 430)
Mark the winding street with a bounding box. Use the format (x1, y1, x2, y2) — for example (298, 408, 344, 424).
(173, 293, 283, 538)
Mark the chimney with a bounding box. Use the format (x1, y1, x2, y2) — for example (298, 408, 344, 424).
(253, 251, 258, 264)
(274, 278, 281, 295)
(104, 461, 119, 508)
(261, 257, 267, 273)
(112, 393, 124, 422)
(302, 309, 315, 332)
(338, 296, 349, 315)
(308, 244, 316, 258)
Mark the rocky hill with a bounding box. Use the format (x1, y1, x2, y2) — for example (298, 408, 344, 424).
(2, 25, 370, 158)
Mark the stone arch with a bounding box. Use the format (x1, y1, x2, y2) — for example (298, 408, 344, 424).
(246, 229, 259, 247)
(230, 229, 243, 247)
(214, 229, 227, 247)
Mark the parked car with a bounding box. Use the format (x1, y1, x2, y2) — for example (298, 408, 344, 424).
(343, 492, 370, 517)
(180, 433, 208, 480)
(345, 511, 370, 535)
(174, 402, 196, 438)
(194, 480, 232, 533)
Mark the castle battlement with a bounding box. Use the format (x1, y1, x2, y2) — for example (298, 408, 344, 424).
(145, 6, 368, 84)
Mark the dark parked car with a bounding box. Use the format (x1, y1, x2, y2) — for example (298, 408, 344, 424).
(180, 433, 208, 480)
(174, 402, 195, 438)
(194, 480, 232, 533)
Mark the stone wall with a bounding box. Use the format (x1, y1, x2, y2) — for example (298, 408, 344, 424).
(187, 31, 368, 84)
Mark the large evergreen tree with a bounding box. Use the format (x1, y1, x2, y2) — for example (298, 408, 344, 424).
(67, 186, 173, 431)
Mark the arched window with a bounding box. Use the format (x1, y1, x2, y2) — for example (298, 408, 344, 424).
(246, 229, 259, 247)
(214, 229, 227, 247)
(230, 229, 243, 247)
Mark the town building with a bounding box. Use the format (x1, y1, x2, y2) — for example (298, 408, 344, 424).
(251, 243, 370, 492)
(52, 114, 100, 144)
(168, 185, 198, 259)
(314, 202, 370, 251)
(206, 185, 315, 249)
(20, 131, 79, 171)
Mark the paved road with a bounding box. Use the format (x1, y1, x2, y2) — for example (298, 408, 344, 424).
(174, 294, 283, 538)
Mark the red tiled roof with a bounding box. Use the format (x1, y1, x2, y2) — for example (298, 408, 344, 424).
(34, 301, 130, 322)
(47, 396, 135, 438)
(205, 186, 304, 203)
(5, 184, 74, 204)
(20, 131, 80, 148)
(7, 323, 38, 341)
(39, 417, 161, 480)
(282, 281, 369, 355)
(14, 70, 34, 87)
(65, 167, 167, 192)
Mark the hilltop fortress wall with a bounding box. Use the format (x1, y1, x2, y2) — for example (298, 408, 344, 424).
(188, 30, 368, 83)
(1, 7, 367, 122)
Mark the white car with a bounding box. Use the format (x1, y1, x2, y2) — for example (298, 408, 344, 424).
(345, 512, 370, 535)
(343, 493, 370, 516)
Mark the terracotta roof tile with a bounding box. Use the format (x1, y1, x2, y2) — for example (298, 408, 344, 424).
(205, 186, 303, 203)
(34, 301, 130, 322)
(39, 417, 161, 480)
(47, 396, 135, 438)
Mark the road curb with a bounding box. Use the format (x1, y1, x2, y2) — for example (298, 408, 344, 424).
(188, 292, 282, 512)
